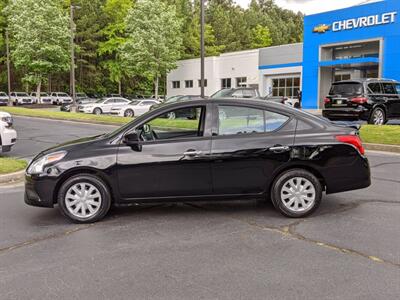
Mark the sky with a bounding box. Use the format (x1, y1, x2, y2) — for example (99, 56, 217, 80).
(234, 0, 382, 15)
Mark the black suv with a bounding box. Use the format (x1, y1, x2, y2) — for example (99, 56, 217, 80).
(322, 79, 400, 125)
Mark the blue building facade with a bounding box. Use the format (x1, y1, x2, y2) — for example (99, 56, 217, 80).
(259, 0, 400, 109)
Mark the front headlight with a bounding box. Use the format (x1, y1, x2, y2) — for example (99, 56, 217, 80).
(27, 151, 67, 175)
(1, 116, 13, 127)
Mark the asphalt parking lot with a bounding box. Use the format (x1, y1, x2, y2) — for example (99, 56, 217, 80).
(0, 116, 399, 299)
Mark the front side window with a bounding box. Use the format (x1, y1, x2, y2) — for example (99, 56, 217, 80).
(395, 83, 400, 95)
(138, 106, 205, 141)
(218, 105, 289, 136)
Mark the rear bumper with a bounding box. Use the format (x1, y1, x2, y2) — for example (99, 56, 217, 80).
(322, 107, 370, 121)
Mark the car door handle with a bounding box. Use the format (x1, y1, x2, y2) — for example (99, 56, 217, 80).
(269, 145, 290, 153)
(183, 150, 202, 157)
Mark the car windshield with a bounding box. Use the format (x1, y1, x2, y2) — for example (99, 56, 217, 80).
(16, 92, 28, 96)
(41, 93, 48, 96)
(95, 98, 106, 103)
(58, 93, 69, 97)
(129, 100, 140, 105)
(0, 92, 7, 96)
(329, 83, 363, 96)
(210, 89, 232, 98)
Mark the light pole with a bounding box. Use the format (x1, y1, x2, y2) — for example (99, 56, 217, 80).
(5, 29, 11, 106)
(200, 0, 205, 98)
(70, 4, 80, 111)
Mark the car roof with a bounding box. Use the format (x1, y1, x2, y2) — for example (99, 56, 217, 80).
(334, 78, 398, 84)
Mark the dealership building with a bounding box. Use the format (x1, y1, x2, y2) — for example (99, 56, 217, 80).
(167, 0, 400, 109)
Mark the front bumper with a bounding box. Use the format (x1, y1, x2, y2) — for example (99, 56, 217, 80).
(322, 107, 370, 121)
(1, 127, 17, 152)
(25, 174, 57, 208)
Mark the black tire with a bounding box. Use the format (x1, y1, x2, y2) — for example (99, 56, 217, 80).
(124, 109, 134, 117)
(271, 169, 322, 218)
(57, 174, 112, 223)
(368, 107, 386, 125)
(93, 107, 102, 115)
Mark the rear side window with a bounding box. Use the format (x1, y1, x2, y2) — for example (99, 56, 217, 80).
(368, 83, 382, 94)
(381, 83, 396, 94)
(396, 84, 400, 94)
(218, 105, 289, 136)
(329, 83, 363, 96)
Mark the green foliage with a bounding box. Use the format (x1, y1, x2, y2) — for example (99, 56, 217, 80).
(0, 0, 304, 94)
(6, 0, 70, 87)
(121, 0, 183, 96)
(250, 25, 272, 49)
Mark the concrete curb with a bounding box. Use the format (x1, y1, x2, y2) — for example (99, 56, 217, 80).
(365, 143, 400, 154)
(0, 170, 25, 185)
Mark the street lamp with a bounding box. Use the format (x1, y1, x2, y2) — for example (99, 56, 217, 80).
(70, 4, 80, 111)
(200, 0, 205, 98)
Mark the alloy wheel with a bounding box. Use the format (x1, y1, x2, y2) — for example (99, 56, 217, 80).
(280, 177, 316, 213)
(124, 109, 134, 117)
(373, 109, 384, 125)
(65, 182, 102, 219)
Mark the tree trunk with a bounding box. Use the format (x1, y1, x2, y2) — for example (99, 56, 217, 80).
(36, 80, 42, 104)
(118, 80, 122, 95)
(154, 76, 159, 100)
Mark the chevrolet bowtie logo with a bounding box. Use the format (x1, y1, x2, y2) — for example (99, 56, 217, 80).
(313, 24, 331, 33)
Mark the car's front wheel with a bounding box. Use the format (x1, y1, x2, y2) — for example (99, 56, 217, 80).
(368, 107, 386, 125)
(271, 169, 322, 218)
(124, 109, 134, 117)
(93, 108, 102, 115)
(57, 174, 111, 223)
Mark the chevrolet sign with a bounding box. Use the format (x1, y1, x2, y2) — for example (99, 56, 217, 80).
(313, 24, 330, 33)
(313, 12, 397, 34)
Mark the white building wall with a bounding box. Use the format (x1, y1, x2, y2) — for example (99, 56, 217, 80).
(167, 49, 259, 97)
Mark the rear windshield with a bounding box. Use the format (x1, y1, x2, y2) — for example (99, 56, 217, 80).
(329, 83, 363, 96)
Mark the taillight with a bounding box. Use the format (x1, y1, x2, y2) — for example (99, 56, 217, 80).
(324, 98, 331, 104)
(336, 135, 365, 155)
(351, 97, 368, 104)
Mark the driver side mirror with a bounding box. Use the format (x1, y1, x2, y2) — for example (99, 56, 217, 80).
(123, 132, 142, 152)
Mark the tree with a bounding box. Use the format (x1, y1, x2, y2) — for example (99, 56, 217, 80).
(250, 25, 272, 49)
(121, 0, 183, 99)
(98, 0, 133, 94)
(6, 0, 70, 98)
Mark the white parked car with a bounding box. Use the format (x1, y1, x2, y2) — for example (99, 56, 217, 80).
(0, 92, 8, 106)
(110, 99, 160, 117)
(30, 92, 52, 104)
(10, 92, 34, 105)
(0, 111, 17, 153)
(78, 97, 131, 115)
(50, 92, 73, 105)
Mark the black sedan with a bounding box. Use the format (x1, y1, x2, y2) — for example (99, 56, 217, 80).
(25, 99, 371, 223)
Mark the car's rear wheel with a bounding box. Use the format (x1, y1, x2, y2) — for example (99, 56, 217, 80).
(271, 169, 322, 218)
(369, 107, 386, 125)
(124, 109, 134, 117)
(93, 108, 102, 115)
(57, 174, 111, 223)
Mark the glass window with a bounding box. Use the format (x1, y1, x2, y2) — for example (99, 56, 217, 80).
(172, 81, 180, 89)
(105, 99, 115, 104)
(236, 77, 247, 87)
(381, 83, 396, 94)
(271, 77, 300, 98)
(198, 79, 208, 87)
(218, 106, 265, 135)
(395, 84, 400, 95)
(329, 83, 363, 95)
(231, 90, 243, 98)
(221, 78, 232, 89)
(139, 106, 205, 141)
(142, 101, 156, 105)
(185, 80, 193, 88)
(368, 83, 382, 94)
(242, 89, 257, 98)
(265, 110, 290, 132)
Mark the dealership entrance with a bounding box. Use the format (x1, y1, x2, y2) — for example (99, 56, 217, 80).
(318, 40, 381, 107)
